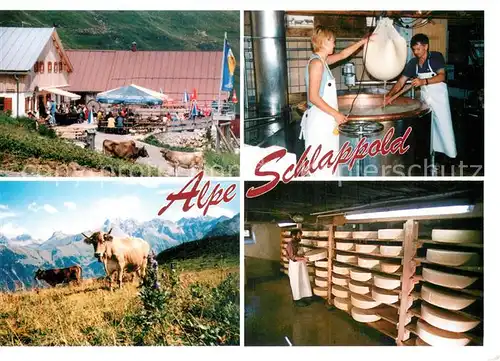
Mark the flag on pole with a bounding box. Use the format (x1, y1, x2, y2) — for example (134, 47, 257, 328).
(183, 90, 190, 103)
(221, 36, 236, 92)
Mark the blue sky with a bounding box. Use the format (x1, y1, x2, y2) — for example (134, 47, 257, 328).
(0, 180, 240, 241)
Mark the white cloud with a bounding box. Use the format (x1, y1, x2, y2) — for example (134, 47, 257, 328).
(64, 202, 77, 211)
(28, 202, 39, 212)
(0, 205, 8, 210)
(43, 204, 58, 214)
(0, 211, 16, 220)
(156, 189, 177, 195)
(0, 223, 27, 238)
(206, 206, 236, 219)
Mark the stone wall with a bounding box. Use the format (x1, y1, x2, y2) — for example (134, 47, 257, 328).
(154, 126, 217, 150)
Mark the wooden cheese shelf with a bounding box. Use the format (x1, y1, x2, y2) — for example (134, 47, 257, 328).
(300, 244, 328, 250)
(408, 304, 482, 324)
(418, 280, 483, 298)
(346, 277, 401, 297)
(405, 319, 483, 346)
(302, 237, 329, 241)
(335, 248, 404, 260)
(415, 258, 484, 274)
(333, 259, 403, 278)
(417, 239, 483, 249)
(366, 319, 398, 340)
(370, 305, 402, 326)
(334, 284, 400, 310)
(336, 237, 404, 244)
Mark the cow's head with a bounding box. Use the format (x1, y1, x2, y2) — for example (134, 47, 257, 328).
(82, 228, 113, 262)
(138, 146, 149, 158)
(34, 269, 45, 280)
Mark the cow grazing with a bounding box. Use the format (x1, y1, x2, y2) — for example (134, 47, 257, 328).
(160, 149, 204, 176)
(34, 265, 82, 287)
(82, 228, 150, 289)
(102, 140, 149, 162)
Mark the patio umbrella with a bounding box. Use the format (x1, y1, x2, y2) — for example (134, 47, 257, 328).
(191, 102, 199, 119)
(96, 84, 163, 105)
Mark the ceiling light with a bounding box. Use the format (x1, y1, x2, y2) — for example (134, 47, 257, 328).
(345, 205, 474, 221)
(278, 222, 297, 228)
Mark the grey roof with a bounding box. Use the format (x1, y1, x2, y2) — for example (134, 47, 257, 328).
(0, 27, 54, 72)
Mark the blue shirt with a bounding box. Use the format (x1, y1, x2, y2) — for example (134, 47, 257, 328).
(305, 54, 333, 107)
(402, 51, 445, 78)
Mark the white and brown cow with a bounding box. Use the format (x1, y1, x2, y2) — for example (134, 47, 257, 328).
(82, 228, 150, 289)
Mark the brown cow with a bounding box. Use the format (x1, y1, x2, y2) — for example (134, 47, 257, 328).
(82, 228, 150, 290)
(34, 265, 82, 287)
(102, 140, 149, 162)
(160, 149, 204, 176)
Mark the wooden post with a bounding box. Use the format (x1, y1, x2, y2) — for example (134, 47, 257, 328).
(326, 224, 335, 305)
(396, 219, 419, 345)
(215, 119, 220, 151)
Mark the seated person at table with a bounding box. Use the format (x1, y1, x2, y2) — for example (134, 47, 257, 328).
(107, 115, 115, 128)
(116, 115, 124, 128)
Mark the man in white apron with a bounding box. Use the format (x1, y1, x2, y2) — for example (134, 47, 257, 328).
(286, 229, 312, 306)
(385, 33, 457, 173)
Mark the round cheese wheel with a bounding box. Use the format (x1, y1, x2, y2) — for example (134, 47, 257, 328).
(420, 284, 476, 311)
(315, 260, 328, 268)
(422, 267, 478, 289)
(349, 280, 371, 295)
(358, 257, 380, 269)
(335, 231, 352, 239)
(332, 273, 350, 286)
(351, 293, 381, 309)
(378, 229, 404, 239)
(426, 249, 480, 267)
(302, 230, 317, 237)
(318, 230, 329, 237)
(284, 262, 289, 268)
(332, 284, 350, 298)
(416, 319, 470, 346)
(380, 262, 401, 274)
(315, 277, 328, 288)
(355, 244, 379, 253)
(315, 269, 328, 278)
(334, 297, 352, 312)
(350, 268, 372, 282)
(337, 254, 357, 263)
(305, 249, 327, 262)
(372, 286, 399, 304)
(284, 269, 289, 275)
(351, 306, 382, 323)
(431, 229, 482, 244)
(352, 231, 378, 239)
(313, 286, 328, 298)
(281, 249, 287, 256)
(333, 264, 351, 275)
(336, 242, 354, 251)
(300, 238, 314, 246)
(281, 256, 288, 262)
(421, 303, 480, 333)
(315, 240, 329, 248)
(373, 274, 401, 290)
(363, 18, 407, 81)
(283, 237, 292, 243)
(380, 245, 402, 256)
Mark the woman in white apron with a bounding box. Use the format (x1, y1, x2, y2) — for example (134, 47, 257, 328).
(414, 59, 457, 160)
(286, 229, 312, 306)
(300, 26, 371, 177)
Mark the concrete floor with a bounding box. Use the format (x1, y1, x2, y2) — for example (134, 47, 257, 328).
(245, 275, 395, 346)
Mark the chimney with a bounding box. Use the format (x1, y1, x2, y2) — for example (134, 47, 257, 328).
(131, 42, 137, 52)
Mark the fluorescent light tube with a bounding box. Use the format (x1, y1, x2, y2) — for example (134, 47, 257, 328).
(345, 205, 473, 221)
(277, 222, 297, 228)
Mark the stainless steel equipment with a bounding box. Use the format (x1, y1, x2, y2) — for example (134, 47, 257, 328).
(342, 62, 356, 89)
(250, 11, 289, 116)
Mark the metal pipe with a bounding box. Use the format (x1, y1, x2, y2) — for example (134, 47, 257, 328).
(250, 11, 289, 116)
(354, 80, 413, 86)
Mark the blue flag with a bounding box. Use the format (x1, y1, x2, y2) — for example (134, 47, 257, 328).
(221, 37, 236, 92)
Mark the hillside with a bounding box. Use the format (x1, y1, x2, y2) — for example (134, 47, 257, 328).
(0, 213, 240, 290)
(0, 11, 240, 106)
